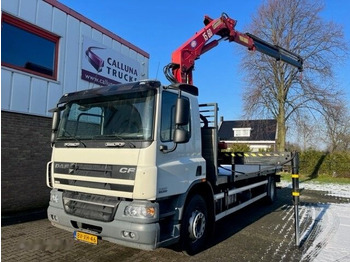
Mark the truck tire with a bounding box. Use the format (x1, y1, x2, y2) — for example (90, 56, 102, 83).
(181, 195, 208, 255)
(265, 176, 276, 204)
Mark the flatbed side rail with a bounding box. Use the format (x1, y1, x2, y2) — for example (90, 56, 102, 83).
(220, 151, 294, 166)
(217, 151, 296, 183)
(214, 179, 268, 221)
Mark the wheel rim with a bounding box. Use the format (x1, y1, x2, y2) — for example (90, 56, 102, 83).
(188, 210, 206, 241)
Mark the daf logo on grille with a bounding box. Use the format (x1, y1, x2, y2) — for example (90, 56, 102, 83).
(55, 163, 70, 169)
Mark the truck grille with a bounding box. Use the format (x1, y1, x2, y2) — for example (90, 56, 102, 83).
(63, 191, 120, 222)
(52, 162, 136, 197)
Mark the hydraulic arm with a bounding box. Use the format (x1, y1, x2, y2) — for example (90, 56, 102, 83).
(164, 13, 303, 85)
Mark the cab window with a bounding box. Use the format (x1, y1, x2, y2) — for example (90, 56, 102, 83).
(160, 92, 190, 142)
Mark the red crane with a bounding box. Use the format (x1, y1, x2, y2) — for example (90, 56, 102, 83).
(164, 13, 303, 85)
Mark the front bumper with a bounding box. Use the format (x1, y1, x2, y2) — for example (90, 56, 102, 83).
(47, 191, 160, 250)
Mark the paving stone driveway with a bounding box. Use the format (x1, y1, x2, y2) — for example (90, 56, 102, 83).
(2, 187, 349, 262)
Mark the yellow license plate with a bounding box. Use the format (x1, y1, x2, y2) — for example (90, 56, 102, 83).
(74, 231, 98, 245)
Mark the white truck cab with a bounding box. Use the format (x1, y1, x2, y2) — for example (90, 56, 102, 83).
(47, 80, 210, 251)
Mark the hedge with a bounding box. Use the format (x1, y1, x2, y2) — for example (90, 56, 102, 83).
(299, 150, 350, 178)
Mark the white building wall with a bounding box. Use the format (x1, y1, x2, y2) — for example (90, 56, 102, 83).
(1, 0, 149, 117)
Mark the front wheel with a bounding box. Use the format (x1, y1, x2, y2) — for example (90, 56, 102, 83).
(181, 195, 208, 255)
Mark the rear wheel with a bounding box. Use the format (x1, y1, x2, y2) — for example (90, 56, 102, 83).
(181, 195, 208, 255)
(265, 176, 276, 204)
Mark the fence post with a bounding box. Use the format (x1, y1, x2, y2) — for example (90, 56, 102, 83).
(292, 151, 300, 246)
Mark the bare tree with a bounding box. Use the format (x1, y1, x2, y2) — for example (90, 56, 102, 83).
(289, 112, 324, 150)
(295, 115, 315, 151)
(240, 0, 348, 151)
(322, 103, 350, 152)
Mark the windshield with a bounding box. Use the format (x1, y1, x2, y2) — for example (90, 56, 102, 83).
(57, 90, 155, 141)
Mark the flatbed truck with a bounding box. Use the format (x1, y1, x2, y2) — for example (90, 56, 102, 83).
(47, 13, 302, 254)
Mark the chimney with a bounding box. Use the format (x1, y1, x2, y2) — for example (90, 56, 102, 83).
(219, 116, 224, 129)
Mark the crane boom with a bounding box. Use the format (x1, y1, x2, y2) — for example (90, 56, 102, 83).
(164, 13, 303, 85)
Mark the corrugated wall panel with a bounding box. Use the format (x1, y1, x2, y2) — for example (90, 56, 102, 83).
(2, 0, 19, 15)
(36, 0, 53, 31)
(112, 40, 122, 53)
(129, 48, 137, 60)
(78, 24, 93, 91)
(11, 74, 31, 112)
(80, 23, 92, 38)
(47, 82, 63, 114)
(18, 0, 37, 24)
(92, 28, 103, 42)
(120, 45, 130, 56)
(137, 54, 148, 79)
(102, 35, 113, 48)
(52, 8, 68, 97)
(63, 15, 80, 94)
(1, 69, 12, 110)
(30, 78, 48, 115)
(52, 7, 67, 36)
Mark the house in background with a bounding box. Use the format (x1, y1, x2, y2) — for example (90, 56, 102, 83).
(218, 118, 277, 152)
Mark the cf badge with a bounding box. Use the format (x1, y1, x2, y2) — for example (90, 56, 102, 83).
(119, 167, 136, 174)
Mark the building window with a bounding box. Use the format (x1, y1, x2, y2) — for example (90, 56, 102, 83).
(233, 128, 251, 137)
(1, 13, 59, 79)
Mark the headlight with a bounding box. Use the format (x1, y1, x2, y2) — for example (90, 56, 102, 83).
(124, 204, 156, 219)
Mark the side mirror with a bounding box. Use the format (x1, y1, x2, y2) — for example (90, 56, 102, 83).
(174, 129, 189, 144)
(174, 97, 190, 143)
(175, 97, 189, 125)
(52, 111, 60, 131)
(51, 110, 61, 143)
